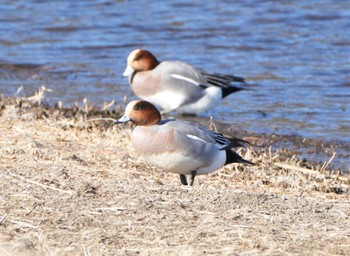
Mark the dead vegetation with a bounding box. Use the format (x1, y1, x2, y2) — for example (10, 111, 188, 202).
(0, 94, 349, 256)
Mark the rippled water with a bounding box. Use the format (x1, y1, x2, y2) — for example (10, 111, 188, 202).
(0, 0, 349, 168)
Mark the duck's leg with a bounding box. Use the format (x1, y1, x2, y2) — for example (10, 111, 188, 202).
(189, 170, 197, 186)
(179, 174, 188, 185)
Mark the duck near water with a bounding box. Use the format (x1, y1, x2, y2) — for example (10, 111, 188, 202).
(123, 49, 247, 115)
(116, 100, 253, 185)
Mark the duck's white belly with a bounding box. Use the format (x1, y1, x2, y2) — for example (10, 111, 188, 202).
(177, 86, 222, 114)
(144, 150, 226, 175)
(141, 90, 186, 111)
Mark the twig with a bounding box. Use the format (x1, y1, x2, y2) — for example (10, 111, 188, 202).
(13, 86, 23, 97)
(97, 207, 127, 212)
(83, 98, 89, 113)
(274, 162, 349, 185)
(26, 85, 52, 105)
(208, 116, 218, 132)
(9, 173, 75, 195)
(0, 215, 6, 224)
(274, 162, 318, 176)
(102, 99, 116, 111)
(320, 152, 337, 173)
(0, 246, 12, 256)
(82, 245, 92, 256)
(10, 220, 38, 229)
(85, 118, 117, 123)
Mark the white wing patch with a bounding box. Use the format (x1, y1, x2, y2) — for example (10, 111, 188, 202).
(187, 133, 227, 150)
(186, 134, 207, 143)
(171, 74, 200, 86)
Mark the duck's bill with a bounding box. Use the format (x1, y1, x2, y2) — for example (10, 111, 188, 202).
(115, 115, 130, 124)
(122, 65, 135, 77)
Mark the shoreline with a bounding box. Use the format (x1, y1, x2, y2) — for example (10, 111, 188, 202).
(3, 92, 349, 173)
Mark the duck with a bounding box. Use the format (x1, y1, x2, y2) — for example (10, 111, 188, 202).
(123, 49, 246, 115)
(115, 100, 253, 185)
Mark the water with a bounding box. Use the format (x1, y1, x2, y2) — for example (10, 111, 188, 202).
(0, 0, 349, 169)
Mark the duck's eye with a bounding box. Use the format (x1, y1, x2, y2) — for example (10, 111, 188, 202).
(135, 54, 143, 61)
(134, 101, 152, 111)
(134, 104, 142, 111)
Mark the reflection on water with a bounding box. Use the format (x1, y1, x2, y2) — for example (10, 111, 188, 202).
(0, 0, 349, 169)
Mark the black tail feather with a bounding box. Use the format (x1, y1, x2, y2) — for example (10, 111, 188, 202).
(200, 72, 246, 98)
(222, 86, 245, 98)
(225, 149, 254, 166)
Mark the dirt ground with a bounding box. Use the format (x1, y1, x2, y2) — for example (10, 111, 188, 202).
(0, 97, 349, 256)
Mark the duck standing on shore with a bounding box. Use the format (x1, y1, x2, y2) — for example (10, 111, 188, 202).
(116, 100, 253, 185)
(123, 49, 246, 115)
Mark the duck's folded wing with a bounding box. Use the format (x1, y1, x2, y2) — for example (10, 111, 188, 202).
(202, 72, 245, 88)
(170, 121, 232, 149)
(160, 61, 209, 89)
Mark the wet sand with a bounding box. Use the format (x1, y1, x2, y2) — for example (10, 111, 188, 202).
(0, 96, 349, 255)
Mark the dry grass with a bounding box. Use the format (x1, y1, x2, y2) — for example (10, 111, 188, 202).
(0, 95, 349, 256)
